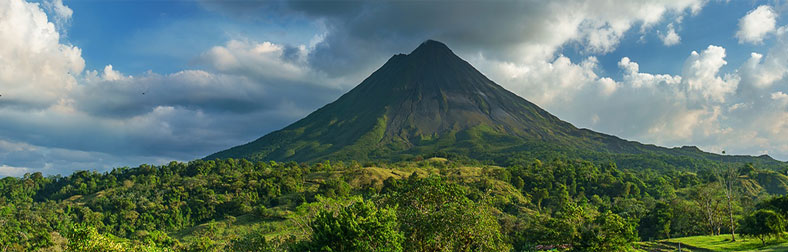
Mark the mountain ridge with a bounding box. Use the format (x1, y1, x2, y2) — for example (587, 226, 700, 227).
(207, 40, 785, 169)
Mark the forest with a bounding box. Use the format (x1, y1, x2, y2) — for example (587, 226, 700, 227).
(2, 155, 788, 251)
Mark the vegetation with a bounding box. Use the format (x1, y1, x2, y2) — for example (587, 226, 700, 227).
(663, 234, 788, 251)
(300, 199, 402, 252)
(1, 155, 788, 251)
(739, 209, 784, 245)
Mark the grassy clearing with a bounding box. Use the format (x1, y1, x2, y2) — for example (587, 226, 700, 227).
(636, 241, 688, 252)
(665, 234, 788, 251)
(170, 213, 297, 246)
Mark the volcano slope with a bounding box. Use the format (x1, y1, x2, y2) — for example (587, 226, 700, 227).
(207, 40, 784, 170)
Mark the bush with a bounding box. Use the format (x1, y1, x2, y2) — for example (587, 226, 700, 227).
(740, 209, 785, 245)
(301, 200, 403, 252)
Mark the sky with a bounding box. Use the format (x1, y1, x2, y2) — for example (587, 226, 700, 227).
(3, 0, 788, 176)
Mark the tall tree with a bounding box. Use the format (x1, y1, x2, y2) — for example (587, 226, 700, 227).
(576, 211, 638, 251)
(640, 201, 673, 239)
(693, 183, 725, 236)
(740, 209, 785, 245)
(717, 164, 739, 241)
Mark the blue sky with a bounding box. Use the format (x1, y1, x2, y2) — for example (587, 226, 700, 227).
(64, 0, 319, 74)
(3, 0, 788, 176)
(572, 1, 772, 79)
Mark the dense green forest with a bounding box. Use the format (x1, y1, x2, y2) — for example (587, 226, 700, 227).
(3, 155, 788, 251)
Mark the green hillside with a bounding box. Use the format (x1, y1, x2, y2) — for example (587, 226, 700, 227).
(4, 156, 788, 251)
(206, 40, 786, 171)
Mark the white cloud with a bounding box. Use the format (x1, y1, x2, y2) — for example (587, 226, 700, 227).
(42, 0, 72, 31)
(771, 91, 788, 107)
(740, 29, 788, 89)
(559, 0, 703, 54)
(199, 40, 314, 84)
(598, 77, 618, 96)
(607, 53, 725, 142)
(0, 165, 31, 177)
(736, 5, 777, 44)
(100, 65, 128, 81)
(681, 45, 739, 102)
(618, 57, 682, 88)
(487, 43, 759, 158)
(0, 0, 346, 176)
(0, 0, 83, 109)
(477, 54, 605, 106)
(660, 23, 681, 46)
(727, 102, 750, 112)
(508, 34, 788, 160)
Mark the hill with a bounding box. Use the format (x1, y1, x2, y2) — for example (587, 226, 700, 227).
(206, 40, 785, 171)
(5, 156, 788, 251)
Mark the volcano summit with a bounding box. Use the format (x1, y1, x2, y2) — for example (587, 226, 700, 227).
(207, 40, 782, 168)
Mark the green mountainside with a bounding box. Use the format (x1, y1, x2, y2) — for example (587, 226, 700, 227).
(5, 157, 788, 251)
(206, 40, 785, 170)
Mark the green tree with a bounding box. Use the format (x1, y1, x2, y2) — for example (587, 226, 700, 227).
(541, 202, 589, 245)
(303, 200, 402, 252)
(533, 188, 549, 212)
(576, 211, 638, 252)
(740, 209, 785, 245)
(717, 165, 740, 241)
(384, 176, 511, 251)
(693, 182, 725, 235)
(513, 176, 525, 190)
(317, 178, 351, 198)
(640, 201, 673, 239)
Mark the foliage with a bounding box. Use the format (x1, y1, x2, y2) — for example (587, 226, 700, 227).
(740, 209, 785, 245)
(227, 230, 279, 252)
(639, 201, 673, 240)
(0, 157, 785, 251)
(382, 175, 511, 251)
(66, 224, 172, 252)
(576, 211, 638, 251)
(300, 200, 402, 252)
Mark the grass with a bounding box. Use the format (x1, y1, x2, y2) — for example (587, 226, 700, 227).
(171, 213, 296, 247)
(636, 241, 692, 252)
(664, 234, 788, 251)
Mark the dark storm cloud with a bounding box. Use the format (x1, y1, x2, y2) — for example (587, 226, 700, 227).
(291, 1, 545, 77)
(198, 0, 702, 80)
(198, 0, 559, 77)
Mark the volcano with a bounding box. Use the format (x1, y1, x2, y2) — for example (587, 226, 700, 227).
(207, 40, 783, 168)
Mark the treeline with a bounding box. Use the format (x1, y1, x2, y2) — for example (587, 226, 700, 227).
(1, 156, 788, 251)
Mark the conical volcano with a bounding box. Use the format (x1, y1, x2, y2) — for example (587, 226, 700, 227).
(207, 40, 785, 167)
